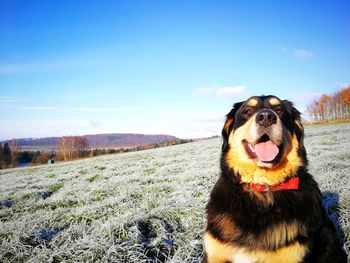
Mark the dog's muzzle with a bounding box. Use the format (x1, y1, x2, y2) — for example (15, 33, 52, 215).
(256, 109, 277, 127)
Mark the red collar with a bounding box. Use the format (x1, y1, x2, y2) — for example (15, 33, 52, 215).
(242, 177, 299, 192)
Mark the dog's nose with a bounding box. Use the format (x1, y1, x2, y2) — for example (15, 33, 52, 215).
(256, 109, 277, 127)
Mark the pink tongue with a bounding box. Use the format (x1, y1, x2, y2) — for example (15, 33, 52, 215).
(254, 140, 279, 162)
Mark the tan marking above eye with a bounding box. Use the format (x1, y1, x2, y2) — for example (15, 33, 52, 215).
(246, 98, 258, 107)
(269, 98, 280, 106)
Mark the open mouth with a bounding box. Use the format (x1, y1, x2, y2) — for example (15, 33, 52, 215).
(243, 134, 280, 162)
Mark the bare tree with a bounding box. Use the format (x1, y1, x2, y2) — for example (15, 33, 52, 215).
(10, 139, 19, 167)
(306, 86, 350, 123)
(57, 136, 88, 161)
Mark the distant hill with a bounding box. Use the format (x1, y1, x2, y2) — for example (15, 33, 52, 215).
(84, 133, 179, 148)
(2, 133, 179, 149)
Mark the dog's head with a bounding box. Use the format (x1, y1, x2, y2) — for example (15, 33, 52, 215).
(222, 95, 306, 185)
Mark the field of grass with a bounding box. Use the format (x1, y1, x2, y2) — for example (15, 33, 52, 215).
(1, 123, 350, 262)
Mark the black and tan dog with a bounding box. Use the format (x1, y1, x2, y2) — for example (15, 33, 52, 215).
(203, 95, 347, 263)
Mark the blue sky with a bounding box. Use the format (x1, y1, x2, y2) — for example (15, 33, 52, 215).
(0, 0, 349, 140)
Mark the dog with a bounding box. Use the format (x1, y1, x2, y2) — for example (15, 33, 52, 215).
(203, 95, 347, 263)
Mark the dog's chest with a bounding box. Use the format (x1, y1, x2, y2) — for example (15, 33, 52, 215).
(204, 232, 307, 263)
(232, 243, 307, 263)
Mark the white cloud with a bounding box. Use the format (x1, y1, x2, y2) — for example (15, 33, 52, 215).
(0, 56, 108, 75)
(0, 119, 89, 140)
(75, 107, 140, 112)
(278, 46, 288, 52)
(16, 106, 141, 112)
(216, 86, 246, 98)
(194, 87, 214, 96)
(194, 85, 246, 99)
(193, 113, 225, 122)
(334, 82, 350, 89)
(0, 96, 24, 103)
(0, 62, 70, 75)
(20, 106, 59, 111)
(293, 49, 315, 58)
(279, 46, 315, 59)
(89, 120, 103, 128)
(287, 91, 321, 105)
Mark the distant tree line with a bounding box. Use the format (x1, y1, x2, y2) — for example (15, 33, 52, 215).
(8, 134, 180, 149)
(0, 140, 20, 169)
(0, 136, 193, 169)
(0, 142, 12, 168)
(0, 140, 49, 169)
(56, 136, 193, 161)
(306, 86, 350, 123)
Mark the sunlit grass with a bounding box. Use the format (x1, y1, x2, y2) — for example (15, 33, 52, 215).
(0, 122, 349, 262)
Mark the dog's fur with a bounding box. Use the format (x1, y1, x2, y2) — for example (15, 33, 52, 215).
(203, 96, 347, 263)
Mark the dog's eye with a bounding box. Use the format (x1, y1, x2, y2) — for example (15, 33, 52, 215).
(244, 108, 254, 115)
(275, 107, 283, 115)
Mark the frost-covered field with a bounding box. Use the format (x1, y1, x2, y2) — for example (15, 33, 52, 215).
(1, 123, 350, 262)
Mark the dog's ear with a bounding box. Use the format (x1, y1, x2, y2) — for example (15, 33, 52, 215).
(222, 101, 243, 150)
(282, 99, 308, 164)
(282, 100, 306, 153)
(282, 100, 303, 130)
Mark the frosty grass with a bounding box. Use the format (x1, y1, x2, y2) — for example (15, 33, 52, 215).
(0, 123, 349, 262)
